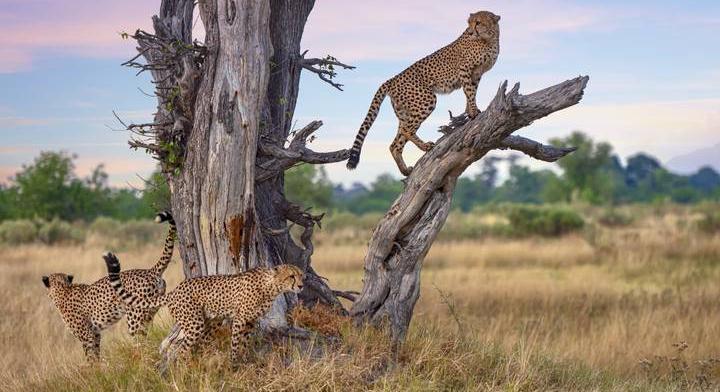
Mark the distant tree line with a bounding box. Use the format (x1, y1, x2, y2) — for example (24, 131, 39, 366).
(1, 132, 718, 221)
(327, 132, 720, 214)
(0, 152, 169, 222)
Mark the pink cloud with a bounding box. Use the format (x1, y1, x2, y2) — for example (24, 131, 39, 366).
(302, 0, 609, 62)
(0, 0, 154, 72)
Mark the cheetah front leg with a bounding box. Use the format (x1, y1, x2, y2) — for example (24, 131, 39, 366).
(230, 319, 254, 369)
(461, 69, 480, 118)
(72, 322, 101, 361)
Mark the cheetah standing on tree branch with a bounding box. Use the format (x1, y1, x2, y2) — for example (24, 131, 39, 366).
(346, 11, 500, 176)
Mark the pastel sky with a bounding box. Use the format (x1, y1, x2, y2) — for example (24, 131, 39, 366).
(1, 0, 718, 187)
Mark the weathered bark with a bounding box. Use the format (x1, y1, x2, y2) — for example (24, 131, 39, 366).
(127, 0, 349, 341)
(350, 76, 590, 342)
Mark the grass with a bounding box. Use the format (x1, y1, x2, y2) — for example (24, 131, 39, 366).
(2, 205, 720, 390)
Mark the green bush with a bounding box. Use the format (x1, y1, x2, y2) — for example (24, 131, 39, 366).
(506, 205, 585, 237)
(597, 208, 634, 227)
(89, 217, 164, 248)
(88, 216, 118, 238)
(323, 211, 383, 232)
(0, 219, 38, 244)
(37, 218, 85, 245)
(696, 206, 720, 234)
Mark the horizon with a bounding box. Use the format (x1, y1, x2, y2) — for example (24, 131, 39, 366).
(1, 0, 718, 187)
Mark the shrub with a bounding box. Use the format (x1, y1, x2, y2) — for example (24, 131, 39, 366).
(597, 208, 634, 227)
(696, 209, 720, 234)
(323, 211, 383, 232)
(37, 218, 85, 245)
(88, 217, 164, 248)
(506, 205, 584, 237)
(0, 220, 38, 244)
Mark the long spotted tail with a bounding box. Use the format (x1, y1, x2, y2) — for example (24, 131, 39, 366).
(151, 211, 176, 276)
(104, 252, 166, 309)
(347, 82, 390, 170)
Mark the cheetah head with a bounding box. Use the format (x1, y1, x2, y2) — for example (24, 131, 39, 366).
(467, 11, 500, 41)
(42, 273, 74, 289)
(273, 264, 304, 294)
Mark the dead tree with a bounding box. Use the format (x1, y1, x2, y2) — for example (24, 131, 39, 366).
(122, 0, 588, 348)
(350, 76, 589, 342)
(122, 0, 352, 344)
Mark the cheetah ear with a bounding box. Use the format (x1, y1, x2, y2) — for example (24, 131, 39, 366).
(67, 275, 74, 284)
(492, 14, 500, 22)
(42, 276, 50, 288)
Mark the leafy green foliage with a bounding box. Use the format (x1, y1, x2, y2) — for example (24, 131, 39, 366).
(285, 164, 334, 210)
(0, 152, 161, 222)
(695, 203, 720, 234)
(550, 132, 625, 204)
(505, 205, 585, 236)
(336, 174, 403, 214)
(0, 220, 38, 244)
(37, 218, 85, 245)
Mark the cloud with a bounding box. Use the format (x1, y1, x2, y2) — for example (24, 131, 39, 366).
(0, 0, 154, 72)
(526, 98, 720, 161)
(0, 117, 51, 127)
(303, 0, 609, 62)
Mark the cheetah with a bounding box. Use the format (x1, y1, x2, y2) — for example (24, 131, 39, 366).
(346, 10, 501, 176)
(103, 252, 304, 369)
(41, 211, 177, 360)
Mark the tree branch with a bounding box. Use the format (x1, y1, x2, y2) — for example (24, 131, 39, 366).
(256, 120, 349, 182)
(498, 135, 576, 162)
(437, 110, 576, 162)
(300, 51, 356, 91)
(350, 76, 590, 343)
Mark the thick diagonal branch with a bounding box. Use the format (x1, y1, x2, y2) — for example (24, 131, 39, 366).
(350, 76, 589, 343)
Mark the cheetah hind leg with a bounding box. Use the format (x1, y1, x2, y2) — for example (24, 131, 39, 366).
(390, 134, 413, 176)
(126, 308, 156, 337)
(159, 312, 204, 375)
(398, 89, 437, 153)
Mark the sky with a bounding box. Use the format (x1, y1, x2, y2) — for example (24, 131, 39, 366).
(0, 0, 718, 188)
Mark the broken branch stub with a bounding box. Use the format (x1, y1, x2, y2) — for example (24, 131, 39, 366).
(349, 76, 589, 343)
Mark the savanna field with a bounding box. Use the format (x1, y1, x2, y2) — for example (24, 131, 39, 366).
(1, 204, 720, 391)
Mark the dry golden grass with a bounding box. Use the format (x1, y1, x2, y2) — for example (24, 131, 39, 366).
(2, 207, 720, 390)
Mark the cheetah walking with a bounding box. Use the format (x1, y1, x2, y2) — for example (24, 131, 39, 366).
(103, 253, 304, 370)
(346, 11, 500, 176)
(41, 211, 176, 360)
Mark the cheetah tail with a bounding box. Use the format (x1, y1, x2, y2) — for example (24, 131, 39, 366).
(347, 82, 390, 170)
(104, 252, 165, 309)
(151, 210, 177, 276)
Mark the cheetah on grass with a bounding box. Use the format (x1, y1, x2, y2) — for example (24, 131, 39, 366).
(41, 211, 176, 360)
(103, 252, 304, 369)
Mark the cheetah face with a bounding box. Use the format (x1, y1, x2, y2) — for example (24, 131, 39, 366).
(42, 273, 73, 289)
(274, 265, 305, 294)
(467, 11, 500, 41)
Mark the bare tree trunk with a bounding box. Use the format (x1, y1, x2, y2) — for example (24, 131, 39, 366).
(125, 0, 351, 342)
(350, 76, 590, 342)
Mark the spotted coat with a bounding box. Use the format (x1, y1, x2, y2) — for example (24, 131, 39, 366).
(103, 253, 304, 368)
(42, 211, 176, 360)
(346, 10, 501, 176)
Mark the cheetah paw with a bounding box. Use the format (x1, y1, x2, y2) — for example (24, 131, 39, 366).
(421, 142, 435, 152)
